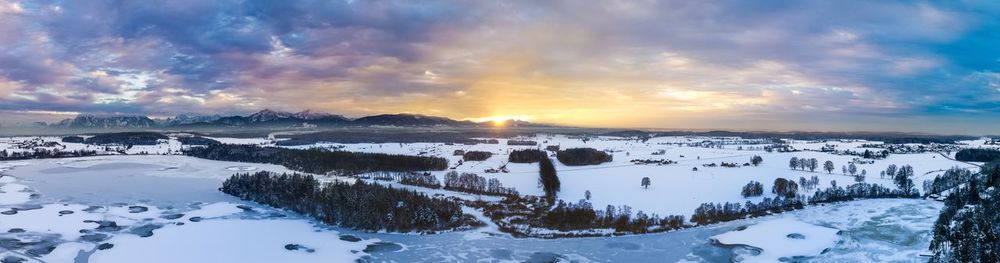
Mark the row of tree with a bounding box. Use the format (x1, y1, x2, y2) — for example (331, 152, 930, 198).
(806, 181, 919, 204)
(690, 197, 804, 225)
(82, 132, 167, 146)
(0, 149, 100, 161)
(399, 172, 442, 189)
(220, 171, 471, 232)
(542, 200, 686, 233)
(443, 171, 519, 196)
(183, 144, 448, 175)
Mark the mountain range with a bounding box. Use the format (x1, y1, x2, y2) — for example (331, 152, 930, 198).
(49, 109, 531, 129)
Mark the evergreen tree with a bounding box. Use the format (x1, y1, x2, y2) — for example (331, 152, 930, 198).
(539, 157, 560, 203)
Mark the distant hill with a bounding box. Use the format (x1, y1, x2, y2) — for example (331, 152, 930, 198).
(48, 109, 543, 129)
(350, 114, 475, 126)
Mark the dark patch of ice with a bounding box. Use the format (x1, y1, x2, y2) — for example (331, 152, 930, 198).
(488, 249, 514, 260)
(127, 205, 149, 213)
(80, 233, 110, 242)
(97, 243, 114, 250)
(129, 224, 163, 238)
(338, 235, 362, 242)
(0, 238, 33, 249)
(236, 205, 255, 212)
(524, 252, 565, 263)
(363, 242, 403, 253)
(59, 210, 75, 215)
(85, 220, 122, 232)
(1, 256, 25, 263)
(606, 242, 641, 250)
(188, 216, 203, 222)
(284, 244, 316, 253)
(6, 228, 25, 233)
(160, 213, 184, 220)
(26, 242, 57, 257)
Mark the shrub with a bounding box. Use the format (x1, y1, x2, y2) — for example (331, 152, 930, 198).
(741, 181, 764, 197)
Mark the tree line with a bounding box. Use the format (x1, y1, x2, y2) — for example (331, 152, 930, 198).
(0, 148, 100, 161)
(443, 171, 519, 197)
(83, 132, 167, 145)
(220, 171, 472, 232)
(542, 200, 686, 233)
(183, 144, 448, 175)
(955, 148, 1000, 162)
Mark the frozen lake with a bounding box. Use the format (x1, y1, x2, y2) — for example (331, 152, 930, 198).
(0, 156, 942, 262)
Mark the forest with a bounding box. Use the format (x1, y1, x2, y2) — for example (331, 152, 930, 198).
(84, 132, 167, 145)
(184, 144, 448, 175)
(442, 171, 519, 196)
(929, 162, 1000, 262)
(0, 148, 99, 160)
(508, 149, 547, 163)
(220, 171, 475, 232)
(954, 148, 1000, 162)
(462, 151, 493, 161)
(556, 148, 613, 166)
(176, 136, 221, 145)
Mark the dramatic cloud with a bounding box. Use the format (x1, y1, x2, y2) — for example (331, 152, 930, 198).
(1, 0, 998, 133)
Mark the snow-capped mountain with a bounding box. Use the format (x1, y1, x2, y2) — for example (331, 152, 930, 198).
(158, 114, 224, 126)
(55, 115, 158, 129)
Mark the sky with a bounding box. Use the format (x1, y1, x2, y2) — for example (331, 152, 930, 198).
(0, 0, 998, 134)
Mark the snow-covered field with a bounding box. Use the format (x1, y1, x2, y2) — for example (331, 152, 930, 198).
(289, 135, 977, 218)
(0, 134, 985, 262)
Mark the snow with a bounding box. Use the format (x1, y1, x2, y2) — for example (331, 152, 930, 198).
(0, 203, 102, 240)
(41, 242, 95, 262)
(283, 134, 975, 219)
(0, 156, 379, 263)
(89, 219, 373, 263)
(0, 133, 977, 262)
(0, 182, 32, 205)
(712, 218, 839, 262)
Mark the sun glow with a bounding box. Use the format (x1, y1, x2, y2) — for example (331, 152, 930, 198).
(466, 116, 533, 127)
